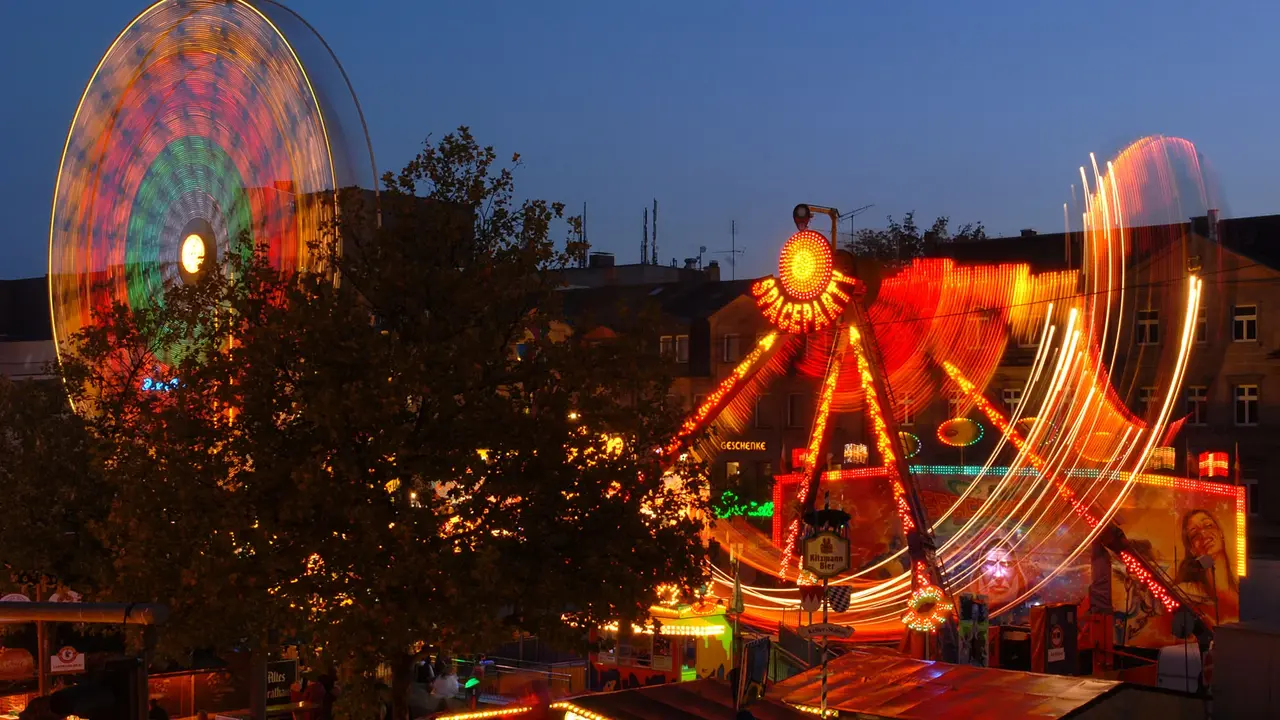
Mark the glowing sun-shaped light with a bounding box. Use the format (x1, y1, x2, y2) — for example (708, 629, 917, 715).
(181, 234, 207, 274)
(778, 230, 833, 301)
(751, 230, 853, 334)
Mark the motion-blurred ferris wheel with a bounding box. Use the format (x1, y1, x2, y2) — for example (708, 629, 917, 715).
(48, 0, 376, 373)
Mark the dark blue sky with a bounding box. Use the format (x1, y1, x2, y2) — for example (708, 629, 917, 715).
(4, 0, 1278, 279)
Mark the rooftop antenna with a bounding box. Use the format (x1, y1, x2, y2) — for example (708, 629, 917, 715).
(642, 207, 649, 265)
(710, 219, 746, 280)
(651, 199, 658, 265)
(838, 203, 875, 245)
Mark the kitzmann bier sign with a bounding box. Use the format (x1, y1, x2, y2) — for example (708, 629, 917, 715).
(802, 532, 851, 578)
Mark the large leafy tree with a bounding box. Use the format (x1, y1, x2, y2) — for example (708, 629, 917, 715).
(18, 128, 708, 718)
(846, 212, 987, 265)
(0, 376, 106, 596)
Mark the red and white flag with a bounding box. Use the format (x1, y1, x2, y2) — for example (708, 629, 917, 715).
(799, 585, 824, 613)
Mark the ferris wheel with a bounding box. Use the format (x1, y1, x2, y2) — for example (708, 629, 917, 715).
(48, 0, 376, 373)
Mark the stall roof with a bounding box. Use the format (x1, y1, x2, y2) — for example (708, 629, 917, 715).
(773, 648, 1126, 719)
(553, 678, 813, 720)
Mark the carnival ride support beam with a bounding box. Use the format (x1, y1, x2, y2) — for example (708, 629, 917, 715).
(663, 332, 787, 471)
(846, 304, 945, 590)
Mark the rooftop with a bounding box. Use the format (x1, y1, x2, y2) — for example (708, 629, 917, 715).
(772, 648, 1196, 719)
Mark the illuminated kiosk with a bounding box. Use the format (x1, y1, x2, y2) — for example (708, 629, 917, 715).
(658, 140, 1241, 670)
(48, 0, 376, 395)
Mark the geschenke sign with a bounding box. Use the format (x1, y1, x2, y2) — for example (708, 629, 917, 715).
(724, 441, 767, 451)
(802, 532, 851, 578)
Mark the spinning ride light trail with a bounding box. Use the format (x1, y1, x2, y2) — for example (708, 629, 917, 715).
(48, 0, 375, 394)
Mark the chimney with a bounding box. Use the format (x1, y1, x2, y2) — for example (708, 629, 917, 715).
(1208, 208, 1219, 243)
(683, 257, 698, 270)
(588, 252, 615, 268)
(1020, 228, 1037, 237)
(706, 260, 721, 282)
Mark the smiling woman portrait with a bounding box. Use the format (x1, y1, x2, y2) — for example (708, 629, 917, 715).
(1174, 508, 1239, 623)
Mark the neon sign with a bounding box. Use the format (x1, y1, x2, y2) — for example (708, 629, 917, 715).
(751, 230, 854, 334)
(141, 377, 180, 392)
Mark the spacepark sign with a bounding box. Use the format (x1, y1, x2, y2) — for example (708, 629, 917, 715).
(802, 532, 851, 578)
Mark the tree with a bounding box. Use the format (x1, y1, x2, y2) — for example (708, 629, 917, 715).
(846, 212, 988, 265)
(17, 128, 709, 718)
(0, 376, 107, 596)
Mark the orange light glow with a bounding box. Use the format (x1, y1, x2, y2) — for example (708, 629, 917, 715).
(778, 230, 833, 301)
(752, 231, 854, 334)
(849, 326, 916, 534)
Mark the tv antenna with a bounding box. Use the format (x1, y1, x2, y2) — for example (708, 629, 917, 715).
(838, 203, 875, 244)
(709, 219, 747, 280)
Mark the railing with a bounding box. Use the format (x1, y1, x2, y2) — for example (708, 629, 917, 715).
(457, 658, 578, 699)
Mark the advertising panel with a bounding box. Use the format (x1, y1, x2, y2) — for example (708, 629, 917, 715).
(913, 469, 1242, 647)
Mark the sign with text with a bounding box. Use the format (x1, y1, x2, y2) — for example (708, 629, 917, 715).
(802, 532, 851, 578)
(798, 623, 853, 640)
(724, 441, 767, 451)
(50, 646, 84, 675)
(265, 659, 298, 709)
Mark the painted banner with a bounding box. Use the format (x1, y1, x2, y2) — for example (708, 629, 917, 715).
(1110, 481, 1241, 647)
(912, 470, 1242, 648)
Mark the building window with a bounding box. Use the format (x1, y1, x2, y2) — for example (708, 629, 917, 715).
(675, 335, 690, 363)
(899, 396, 914, 427)
(1233, 305, 1258, 342)
(754, 395, 771, 429)
(1136, 310, 1159, 345)
(1235, 384, 1259, 426)
(722, 334, 742, 363)
(1246, 479, 1260, 517)
(757, 461, 773, 481)
(787, 393, 804, 428)
(1186, 386, 1207, 425)
(1002, 388, 1022, 414)
(1139, 386, 1158, 417)
(725, 461, 741, 482)
(1195, 303, 1207, 344)
(660, 335, 674, 357)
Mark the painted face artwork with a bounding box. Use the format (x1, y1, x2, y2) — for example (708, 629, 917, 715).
(1185, 510, 1224, 560)
(976, 547, 1022, 607)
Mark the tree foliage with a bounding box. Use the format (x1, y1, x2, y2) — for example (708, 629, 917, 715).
(4, 128, 709, 718)
(0, 377, 106, 595)
(845, 212, 988, 265)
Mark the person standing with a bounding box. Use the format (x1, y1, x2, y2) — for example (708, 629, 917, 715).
(429, 660, 459, 711)
(148, 699, 170, 720)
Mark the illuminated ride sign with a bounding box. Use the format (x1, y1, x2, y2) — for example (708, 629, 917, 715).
(751, 230, 855, 334)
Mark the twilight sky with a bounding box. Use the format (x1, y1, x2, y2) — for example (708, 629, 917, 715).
(3, 0, 1279, 279)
